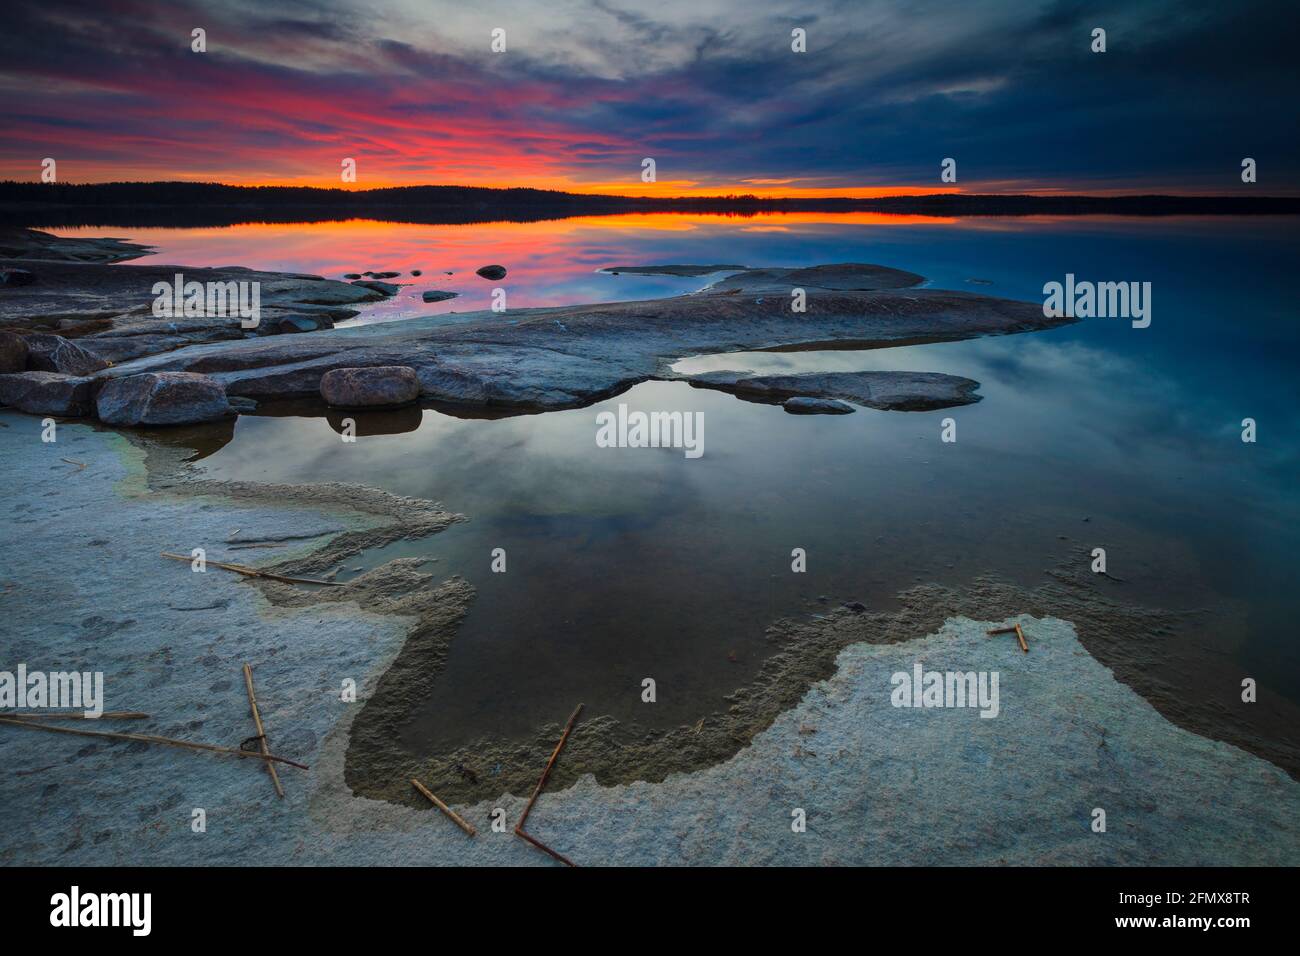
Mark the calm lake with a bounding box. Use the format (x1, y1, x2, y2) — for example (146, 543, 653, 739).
(51, 213, 1300, 766)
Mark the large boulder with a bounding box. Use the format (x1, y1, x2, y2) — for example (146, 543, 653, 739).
(95, 372, 233, 426)
(0, 371, 96, 416)
(0, 330, 27, 373)
(475, 264, 507, 280)
(23, 333, 110, 376)
(319, 366, 421, 408)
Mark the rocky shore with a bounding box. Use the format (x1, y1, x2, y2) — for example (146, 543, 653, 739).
(2, 417, 1296, 866)
(0, 228, 1075, 424)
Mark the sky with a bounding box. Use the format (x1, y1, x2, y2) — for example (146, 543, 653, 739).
(0, 0, 1295, 195)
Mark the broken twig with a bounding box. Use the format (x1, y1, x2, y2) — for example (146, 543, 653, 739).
(243, 664, 284, 798)
(160, 552, 341, 587)
(987, 623, 1030, 652)
(411, 778, 477, 836)
(0, 716, 309, 769)
(1014, 622, 1029, 653)
(514, 702, 583, 867)
(0, 710, 148, 720)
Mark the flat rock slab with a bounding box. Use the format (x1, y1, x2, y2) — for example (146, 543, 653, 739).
(0, 243, 379, 363)
(688, 369, 982, 412)
(98, 263, 1069, 414)
(704, 262, 925, 293)
(602, 264, 747, 276)
(0, 226, 149, 263)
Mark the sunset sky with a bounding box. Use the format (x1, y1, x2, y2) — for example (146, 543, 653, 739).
(1, 0, 1294, 195)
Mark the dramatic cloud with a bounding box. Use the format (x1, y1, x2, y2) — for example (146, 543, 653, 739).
(0, 0, 1294, 192)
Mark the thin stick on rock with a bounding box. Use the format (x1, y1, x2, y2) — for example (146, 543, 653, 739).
(0, 711, 149, 720)
(243, 664, 284, 798)
(1014, 622, 1030, 653)
(160, 552, 341, 587)
(514, 702, 583, 867)
(514, 827, 576, 867)
(518, 702, 583, 831)
(0, 716, 309, 769)
(411, 779, 477, 836)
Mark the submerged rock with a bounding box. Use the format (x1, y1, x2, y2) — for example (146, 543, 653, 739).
(265, 314, 334, 335)
(23, 333, 110, 376)
(95, 371, 233, 426)
(350, 280, 400, 296)
(320, 366, 421, 408)
(475, 265, 507, 280)
(783, 396, 855, 414)
(0, 370, 96, 415)
(601, 264, 746, 276)
(690, 369, 981, 412)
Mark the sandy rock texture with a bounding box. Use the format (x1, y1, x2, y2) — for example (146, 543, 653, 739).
(1, 418, 1295, 866)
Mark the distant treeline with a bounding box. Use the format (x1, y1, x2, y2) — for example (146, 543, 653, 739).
(0, 181, 1295, 227)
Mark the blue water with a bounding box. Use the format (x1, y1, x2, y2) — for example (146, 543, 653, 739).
(147, 213, 1300, 761)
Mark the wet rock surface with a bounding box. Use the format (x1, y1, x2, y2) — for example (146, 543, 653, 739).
(3, 422, 1294, 866)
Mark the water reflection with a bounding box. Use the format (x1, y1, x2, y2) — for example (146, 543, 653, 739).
(85, 212, 1299, 763)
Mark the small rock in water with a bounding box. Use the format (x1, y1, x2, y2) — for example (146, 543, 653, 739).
(783, 396, 855, 415)
(371, 271, 400, 279)
(842, 601, 867, 613)
(343, 273, 361, 280)
(275, 315, 329, 334)
(421, 290, 459, 303)
(410, 269, 422, 276)
(476, 264, 507, 280)
(319, 365, 421, 408)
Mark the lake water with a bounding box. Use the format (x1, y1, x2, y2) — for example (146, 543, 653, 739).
(52, 213, 1300, 768)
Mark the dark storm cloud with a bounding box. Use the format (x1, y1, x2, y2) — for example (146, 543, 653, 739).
(0, 0, 1292, 189)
